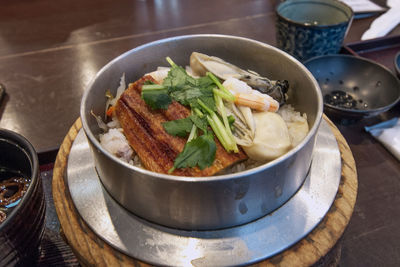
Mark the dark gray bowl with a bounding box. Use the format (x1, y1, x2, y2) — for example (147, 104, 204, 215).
(304, 54, 400, 119)
(395, 51, 400, 78)
(0, 129, 46, 266)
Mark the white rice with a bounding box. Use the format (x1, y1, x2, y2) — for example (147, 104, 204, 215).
(99, 128, 133, 163)
(99, 116, 142, 167)
(278, 104, 307, 123)
(278, 105, 309, 147)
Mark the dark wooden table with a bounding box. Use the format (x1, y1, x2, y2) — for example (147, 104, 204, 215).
(1, 0, 399, 266)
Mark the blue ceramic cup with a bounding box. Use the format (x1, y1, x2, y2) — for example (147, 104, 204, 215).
(276, 0, 353, 62)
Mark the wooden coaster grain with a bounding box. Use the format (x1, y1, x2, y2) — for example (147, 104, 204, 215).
(52, 115, 357, 267)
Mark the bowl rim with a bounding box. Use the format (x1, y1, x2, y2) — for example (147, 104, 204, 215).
(0, 128, 39, 230)
(81, 34, 323, 182)
(395, 51, 400, 78)
(276, 0, 354, 29)
(304, 54, 400, 115)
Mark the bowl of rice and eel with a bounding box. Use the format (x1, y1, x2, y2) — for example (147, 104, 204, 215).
(81, 34, 323, 230)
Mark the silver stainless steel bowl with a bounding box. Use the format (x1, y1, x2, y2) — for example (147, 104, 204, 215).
(80, 34, 323, 230)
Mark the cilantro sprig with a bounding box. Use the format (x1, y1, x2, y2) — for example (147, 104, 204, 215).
(142, 57, 216, 110)
(162, 117, 193, 137)
(141, 85, 171, 109)
(169, 132, 216, 173)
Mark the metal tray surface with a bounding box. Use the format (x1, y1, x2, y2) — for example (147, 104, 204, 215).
(67, 119, 341, 266)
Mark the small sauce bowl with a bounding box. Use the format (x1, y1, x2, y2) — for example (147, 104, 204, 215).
(0, 129, 46, 266)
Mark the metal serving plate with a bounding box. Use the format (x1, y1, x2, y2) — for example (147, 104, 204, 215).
(67, 119, 341, 266)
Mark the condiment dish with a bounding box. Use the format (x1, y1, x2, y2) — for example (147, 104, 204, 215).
(304, 54, 400, 119)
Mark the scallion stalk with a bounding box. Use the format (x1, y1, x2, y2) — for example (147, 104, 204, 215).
(198, 99, 236, 152)
(207, 72, 235, 99)
(193, 107, 204, 118)
(166, 56, 177, 67)
(197, 99, 213, 115)
(214, 93, 238, 152)
(211, 112, 235, 151)
(213, 88, 235, 102)
(187, 124, 197, 142)
(142, 84, 166, 90)
(206, 115, 229, 150)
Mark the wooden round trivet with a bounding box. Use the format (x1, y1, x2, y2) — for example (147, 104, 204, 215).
(52, 115, 358, 267)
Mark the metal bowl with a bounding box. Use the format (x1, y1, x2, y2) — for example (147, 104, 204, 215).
(81, 34, 323, 230)
(0, 129, 46, 266)
(304, 54, 400, 119)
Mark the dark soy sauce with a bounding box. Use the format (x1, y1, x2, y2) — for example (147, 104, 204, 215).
(0, 167, 30, 223)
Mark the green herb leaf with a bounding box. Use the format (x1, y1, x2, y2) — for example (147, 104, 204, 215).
(141, 88, 171, 110)
(189, 114, 208, 133)
(162, 117, 193, 137)
(163, 65, 196, 89)
(197, 76, 215, 87)
(191, 87, 216, 111)
(228, 115, 235, 130)
(143, 80, 156, 85)
(170, 87, 204, 106)
(228, 115, 235, 125)
(173, 133, 216, 170)
(163, 64, 216, 111)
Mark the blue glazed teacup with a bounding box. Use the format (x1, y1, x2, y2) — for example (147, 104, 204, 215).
(276, 0, 353, 62)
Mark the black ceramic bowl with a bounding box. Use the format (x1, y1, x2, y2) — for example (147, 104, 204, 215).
(0, 129, 46, 266)
(304, 54, 400, 119)
(395, 51, 400, 78)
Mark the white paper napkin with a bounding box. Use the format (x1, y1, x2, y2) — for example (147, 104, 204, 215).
(365, 117, 400, 160)
(361, 0, 400, 40)
(342, 0, 385, 13)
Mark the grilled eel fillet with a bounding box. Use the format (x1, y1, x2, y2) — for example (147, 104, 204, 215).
(115, 76, 248, 176)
